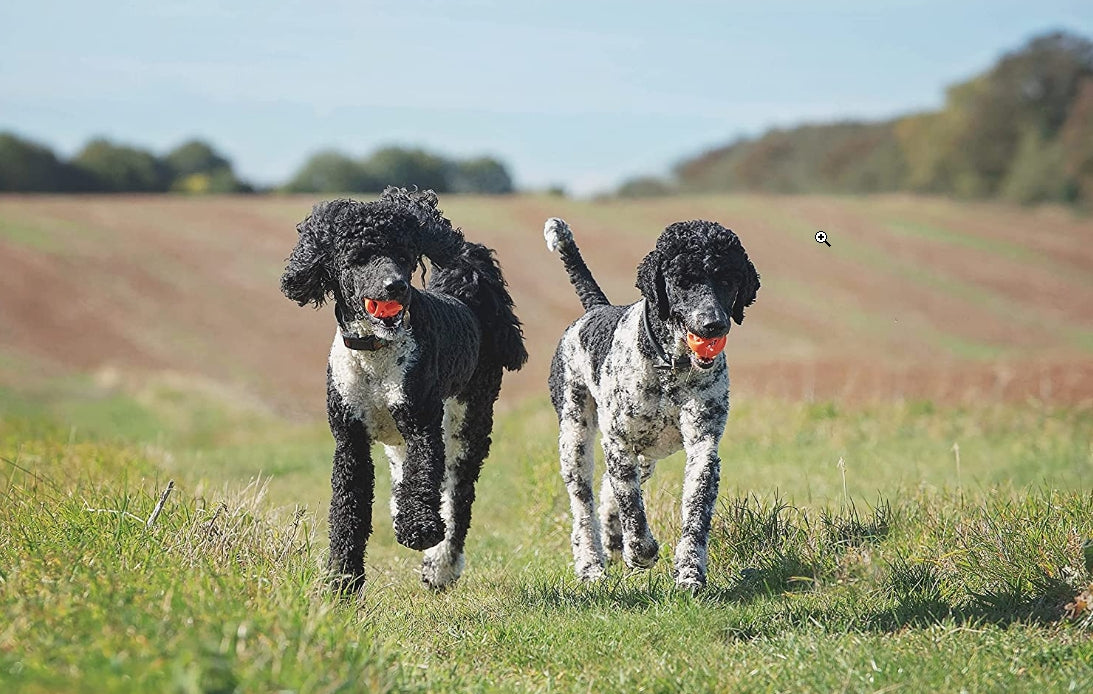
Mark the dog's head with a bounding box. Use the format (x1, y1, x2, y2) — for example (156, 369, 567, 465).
(280, 187, 464, 339)
(636, 220, 759, 369)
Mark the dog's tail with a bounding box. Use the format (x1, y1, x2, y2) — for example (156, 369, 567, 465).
(429, 242, 528, 372)
(543, 218, 610, 312)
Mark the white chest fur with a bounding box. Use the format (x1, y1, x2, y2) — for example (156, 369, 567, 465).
(328, 328, 416, 445)
(584, 303, 728, 458)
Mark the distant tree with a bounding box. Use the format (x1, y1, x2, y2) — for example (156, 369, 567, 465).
(362, 147, 452, 192)
(673, 138, 750, 193)
(656, 30, 1093, 205)
(819, 124, 907, 192)
(990, 31, 1093, 138)
(165, 140, 231, 178)
(898, 31, 1093, 198)
(164, 139, 250, 193)
(284, 150, 379, 193)
(73, 138, 170, 192)
(894, 112, 952, 194)
(1060, 78, 1093, 202)
(616, 176, 673, 197)
(0, 132, 86, 192)
(1000, 130, 1071, 204)
(173, 169, 255, 194)
(449, 157, 514, 194)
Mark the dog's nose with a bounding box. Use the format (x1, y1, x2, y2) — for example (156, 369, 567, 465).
(692, 309, 728, 337)
(384, 278, 408, 298)
(702, 318, 728, 335)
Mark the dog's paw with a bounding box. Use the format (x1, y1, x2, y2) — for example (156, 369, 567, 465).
(544, 217, 572, 252)
(421, 549, 465, 591)
(394, 511, 446, 551)
(328, 569, 366, 598)
(674, 567, 707, 593)
(623, 536, 660, 570)
(575, 560, 606, 582)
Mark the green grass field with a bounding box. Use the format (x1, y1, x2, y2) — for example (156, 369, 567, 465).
(2, 192, 1092, 691)
(3, 376, 1092, 692)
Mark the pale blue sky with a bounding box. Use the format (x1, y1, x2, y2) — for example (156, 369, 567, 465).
(2, 1, 1090, 194)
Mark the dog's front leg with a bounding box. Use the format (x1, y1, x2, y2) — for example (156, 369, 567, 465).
(390, 401, 447, 551)
(327, 376, 375, 594)
(603, 439, 660, 570)
(674, 398, 728, 590)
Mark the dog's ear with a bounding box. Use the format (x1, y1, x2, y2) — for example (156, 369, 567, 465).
(281, 206, 336, 307)
(731, 255, 760, 325)
(417, 218, 465, 267)
(636, 249, 669, 320)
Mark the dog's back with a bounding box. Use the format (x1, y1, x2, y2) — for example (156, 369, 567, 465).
(428, 242, 527, 373)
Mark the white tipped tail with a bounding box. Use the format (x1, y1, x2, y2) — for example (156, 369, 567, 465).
(542, 216, 610, 311)
(544, 217, 573, 253)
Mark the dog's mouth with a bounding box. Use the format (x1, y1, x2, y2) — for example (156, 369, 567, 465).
(685, 331, 727, 370)
(363, 298, 408, 334)
(689, 353, 717, 369)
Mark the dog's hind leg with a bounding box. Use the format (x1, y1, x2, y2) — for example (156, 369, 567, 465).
(597, 472, 622, 564)
(326, 372, 375, 595)
(558, 383, 605, 581)
(383, 443, 407, 522)
(421, 368, 504, 590)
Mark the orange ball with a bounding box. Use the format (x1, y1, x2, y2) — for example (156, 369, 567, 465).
(686, 332, 727, 359)
(364, 298, 403, 318)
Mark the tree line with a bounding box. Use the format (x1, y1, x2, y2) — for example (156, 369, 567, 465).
(283, 148, 512, 194)
(0, 135, 514, 195)
(619, 31, 1093, 206)
(0, 136, 254, 194)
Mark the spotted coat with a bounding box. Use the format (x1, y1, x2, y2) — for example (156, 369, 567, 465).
(544, 217, 758, 590)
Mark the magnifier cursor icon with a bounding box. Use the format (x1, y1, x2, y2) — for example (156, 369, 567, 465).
(815, 231, 831, 247)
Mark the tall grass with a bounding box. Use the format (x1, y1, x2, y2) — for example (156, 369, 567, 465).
(2, 388, 1093, 691)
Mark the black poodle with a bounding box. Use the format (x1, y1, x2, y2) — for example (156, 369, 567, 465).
(543, 217, 758, 590)
(282, 187, 526, 592)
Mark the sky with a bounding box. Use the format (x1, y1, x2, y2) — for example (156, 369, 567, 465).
(2, 1, 1091, 195)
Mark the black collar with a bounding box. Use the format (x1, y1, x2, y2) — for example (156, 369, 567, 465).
(342, 333, 390, 351)
(335, 302, 391, 351)
(642, 300, 690, 371)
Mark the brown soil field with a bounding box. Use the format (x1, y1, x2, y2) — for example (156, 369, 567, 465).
(1, 193, 1091, 416)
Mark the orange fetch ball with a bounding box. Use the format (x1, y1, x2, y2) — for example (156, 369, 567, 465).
(686, 333, 727, 359)
(364, 298, 403, 318)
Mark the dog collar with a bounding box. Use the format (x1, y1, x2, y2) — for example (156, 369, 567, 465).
(342, 333, 390, 351)
(335, 302, 392, 351)
(642, 301, 690, 371)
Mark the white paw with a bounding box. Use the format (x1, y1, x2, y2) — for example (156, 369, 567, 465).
(675, 573, 706, 593)
(544, 217, 572, 252)
(623, 536, 660, 570)
(575, 561, 606, 582)
(421, 548, 465, 591)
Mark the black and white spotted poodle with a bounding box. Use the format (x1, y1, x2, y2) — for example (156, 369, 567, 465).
(543, 217, 759, 590)
(281, 187, 526, 592)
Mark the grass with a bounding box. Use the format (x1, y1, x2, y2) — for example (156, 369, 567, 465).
(3, 380, 1093, 692)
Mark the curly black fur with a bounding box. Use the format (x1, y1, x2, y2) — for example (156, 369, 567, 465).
(636, 220, 759, 329)
(281, 187, 525, 593)
(428, 242, 528, 372)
